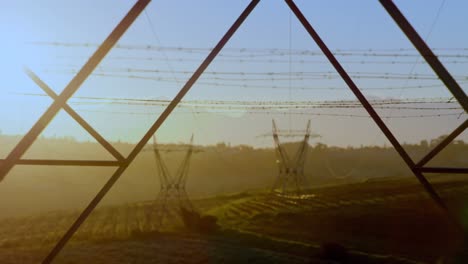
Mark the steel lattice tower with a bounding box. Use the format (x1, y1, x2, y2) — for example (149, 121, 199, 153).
(271, 120, 312, 195)
(147, 135, 195, 228)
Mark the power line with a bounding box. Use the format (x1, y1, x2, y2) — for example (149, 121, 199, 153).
(15, 92, 460, 111)
(46, 70, 468, 82)
(14, 92, 457, 106)
(67, 100, 460, 110)
(35, 72, 467, 91)
(75, 109, 465, 119)
(52, 55, 468, 65)
(51, 67, 465, 77)
(28, 41, 468, 58)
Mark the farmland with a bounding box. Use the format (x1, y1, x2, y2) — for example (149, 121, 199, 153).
(0, 175, 467, 263)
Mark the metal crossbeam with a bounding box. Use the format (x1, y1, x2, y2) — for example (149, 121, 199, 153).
(23, 68, 125, 162)
(416, 120, 468, 167)
(0, 0, 151, 183)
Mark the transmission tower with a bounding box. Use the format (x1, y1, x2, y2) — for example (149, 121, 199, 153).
(147, 134, 195, 228)
(271, 119, 312, 195)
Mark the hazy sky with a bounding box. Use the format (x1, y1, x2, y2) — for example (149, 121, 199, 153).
(0, 0, 466, 148)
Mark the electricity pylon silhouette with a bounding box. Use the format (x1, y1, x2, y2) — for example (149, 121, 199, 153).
(271, 120, 311, 195)
(148, 134, 195, 228)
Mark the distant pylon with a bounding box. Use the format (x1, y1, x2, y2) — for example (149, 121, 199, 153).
(271, 120, 311, 194)
(148, 134, 195, 228)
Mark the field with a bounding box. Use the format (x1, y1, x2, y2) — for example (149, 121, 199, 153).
(1, 176, 467, 263)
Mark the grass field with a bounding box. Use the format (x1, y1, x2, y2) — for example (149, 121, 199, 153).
(1, 176, 467, 263)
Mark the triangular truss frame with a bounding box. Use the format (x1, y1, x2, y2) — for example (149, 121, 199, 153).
(0, 0, 466, 262)
(271, 119, 311, 194)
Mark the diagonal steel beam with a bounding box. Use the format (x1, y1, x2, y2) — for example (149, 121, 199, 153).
(152, 135, 172, 187)
(379, 0, 468, 113)
(272, 120, 291, 165)
(24, 67, 125, 162)
(416, 119, 468, 167)
(0, 0, 151, 182)
(285, 0, 449, 215)
(42, 1, 259, 263)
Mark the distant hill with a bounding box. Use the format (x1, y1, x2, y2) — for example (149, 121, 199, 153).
(0, 134, 466, 218)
